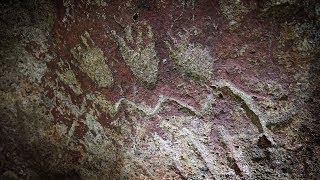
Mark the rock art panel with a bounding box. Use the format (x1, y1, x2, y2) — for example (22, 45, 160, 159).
(0, 0, 319, 179)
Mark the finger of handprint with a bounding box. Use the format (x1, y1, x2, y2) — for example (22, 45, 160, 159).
(80, 32, 91, 48)
(111, 30, 132, 58)
(71, 44, 82, 59)
(176, 31, 190, 47)
(85, 31, 95, 45)
(111, 30, 122, 42)
(124, 26, 134, 44)
(146, 24, 154, 40)
(164, 41, 173, 52)
(112, 30, 128, 49)
(110, 30, 117, 37)
(167, 32, 177, 45)
(136, 26, 143, 48)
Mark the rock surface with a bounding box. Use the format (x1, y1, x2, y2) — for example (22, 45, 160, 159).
(0, 0, 319, 179)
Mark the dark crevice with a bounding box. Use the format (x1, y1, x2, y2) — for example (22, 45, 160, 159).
(226, 156, 242, 177)
(257, 135, 272, 149)
(132, 13, 139, 20)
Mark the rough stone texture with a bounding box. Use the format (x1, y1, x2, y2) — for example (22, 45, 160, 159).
(0, 0, 319, 179)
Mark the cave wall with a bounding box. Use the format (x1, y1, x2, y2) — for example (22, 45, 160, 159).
(0, 0, 319, 179)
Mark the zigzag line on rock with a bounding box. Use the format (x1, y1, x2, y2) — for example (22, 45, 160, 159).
(110, 95, 208, 118)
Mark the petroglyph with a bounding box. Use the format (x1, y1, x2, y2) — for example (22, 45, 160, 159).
(91, 93, 215, 118)
(112, 23, 159, 85)
(57, 70, 83, 95)
(213, 79, 298, 134)
(71, 32, 114, 88)
(166, 29, 214, 81)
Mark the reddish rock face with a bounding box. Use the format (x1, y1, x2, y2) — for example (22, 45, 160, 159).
(0, 0, 319, 179)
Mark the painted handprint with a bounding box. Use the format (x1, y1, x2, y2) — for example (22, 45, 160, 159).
(71, 31, 114, 88)
(112, 22, 159, 85)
